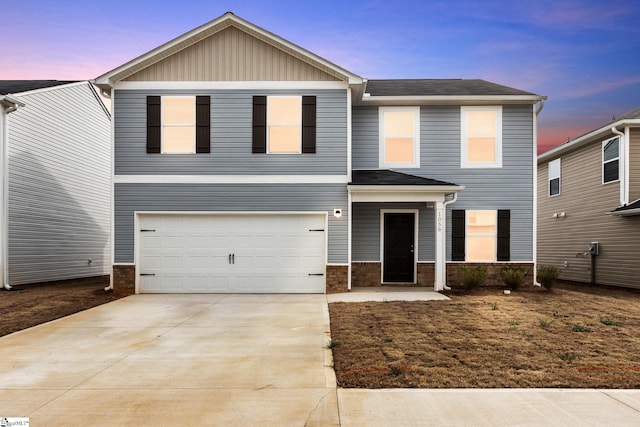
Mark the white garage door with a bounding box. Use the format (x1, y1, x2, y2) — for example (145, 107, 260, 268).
(137, 213, 326, 293)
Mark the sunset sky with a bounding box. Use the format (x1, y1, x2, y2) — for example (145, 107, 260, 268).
(3, 0, 639, 154)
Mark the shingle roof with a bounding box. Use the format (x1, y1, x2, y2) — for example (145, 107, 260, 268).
(0, 80, 77, 95)
(350, 169, 457, 186)
(365, 79, 537, 97)
(610, 199, 640, 215)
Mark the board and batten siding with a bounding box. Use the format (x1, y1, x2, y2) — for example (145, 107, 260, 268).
(114, 183, 347, 264)
(537, 140, 640, 288)
(352, 203, 435, 261)
(124, 26, 340, 82)
(114, 89, 347, 175)
(629, 129, 640, 202)
(351, 104, 534, 261)
(7, 83, 111, 285)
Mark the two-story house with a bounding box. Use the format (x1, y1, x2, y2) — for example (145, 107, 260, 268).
(538, 108, 640, 289)
(94, 12, 545, 295)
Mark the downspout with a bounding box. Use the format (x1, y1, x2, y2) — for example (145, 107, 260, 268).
(441, 192, 459, 291)
(1, 96, 25, 290)
(611, 126, 625, 206)
(531, 98, 546, 286)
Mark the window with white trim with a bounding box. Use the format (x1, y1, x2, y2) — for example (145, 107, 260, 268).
(379, 107, 420, 168)
(548, 158, 561, 196)
(602, 136, 619, 184)
(162, 96, 196, 153)
(466, 210, 497, 262)
(268, 96, 302, 153)
(461, 106, 502, 168)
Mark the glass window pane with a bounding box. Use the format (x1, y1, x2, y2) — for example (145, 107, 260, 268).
(467, 211, 496, 234)
(269, 126, 301, 153)
(385, 138, 414, 163)
(163, 97, 194, 124)
(548, 159, 560, 179)
(604, 159, 619, 183)
(468, 111, 496, 137)
(385, 111, 414, 137)
(269, 97, 301, 124)
(468, 137, 496, 163)
(603, 138, 619, 161)
(164, 126, 195, 153)
(550, 178, 560, 196)
(467, 236, 496, 261)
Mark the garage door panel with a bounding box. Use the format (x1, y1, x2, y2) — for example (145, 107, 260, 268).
(138, 213, 326, 293)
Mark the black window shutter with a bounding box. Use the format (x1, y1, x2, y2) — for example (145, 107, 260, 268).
(252, 96, 267, 153)
(195, 96, 210, 153)
(302, 96, 316, 153)
(146, 96, 161, 153)
(497, 210, 511, 261)
(452, 210, 465, 261)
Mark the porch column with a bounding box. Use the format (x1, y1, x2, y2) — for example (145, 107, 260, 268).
(434, 201, 446, 291)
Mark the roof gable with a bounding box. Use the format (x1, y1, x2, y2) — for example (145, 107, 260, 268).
(95, 12, 361, 88)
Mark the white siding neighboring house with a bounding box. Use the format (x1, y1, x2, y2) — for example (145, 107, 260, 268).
(0, 81, 111, 288)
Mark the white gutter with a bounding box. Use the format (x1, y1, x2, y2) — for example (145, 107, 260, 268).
(532, 99, 544, 286)
(441, 192, 459, 291)
(0, 95, 25, 291)
(611, 126, 626, 206)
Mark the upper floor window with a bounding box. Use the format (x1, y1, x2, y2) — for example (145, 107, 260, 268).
(268, 96, 302, 153)
(146, 95, 210, 154)
(162, 96, 195, 153)
(461, 106, 502, 168)
(602, 136, 619, 184)
(548, 158, 561, 196)
(252, 95, 316, 154)
(379, 107, 420, 168)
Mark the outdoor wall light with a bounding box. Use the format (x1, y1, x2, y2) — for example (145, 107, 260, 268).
(552, 213, 558, 218)
(333, 209, 342, 218)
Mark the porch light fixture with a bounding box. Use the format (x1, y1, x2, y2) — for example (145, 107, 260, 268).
(333, 209, 342, 218)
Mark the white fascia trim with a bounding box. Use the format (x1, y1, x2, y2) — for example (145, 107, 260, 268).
(113, 262, 136, 266)
(348, 185, 464, 193)
(0, 94, 25, 108)
(136, 210, 329, 216)
(538, 119, 640, 163)
(114, 175, 349, 184)
(113, 81, 349, 90)
(327, 263, 349, 266)
(10, 81, 89, 97)
(360, 95, 544, 104)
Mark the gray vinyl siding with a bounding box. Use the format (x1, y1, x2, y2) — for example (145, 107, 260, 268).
(538, 139, 640, 289)
(114, 183, 347, 264)
(114, 89, 346, 175)
(352, 104, 534, 261)
(7, 83, 111, 285)
(352, 203, 435, 261)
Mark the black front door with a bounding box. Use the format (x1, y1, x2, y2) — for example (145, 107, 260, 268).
(383, 212, 415, 283)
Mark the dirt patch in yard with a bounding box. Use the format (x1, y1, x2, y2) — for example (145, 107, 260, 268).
(328, 282, 640, 388)
(0, 276, 123, 337)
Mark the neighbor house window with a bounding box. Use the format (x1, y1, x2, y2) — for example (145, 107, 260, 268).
(461, 106, 502, 168)
(602, 136, 619, 184)
(252, 96, 316, 154)
(146, 95, 210, 154)
(379, 107, 420, 168)
(548, 158, 561, 196)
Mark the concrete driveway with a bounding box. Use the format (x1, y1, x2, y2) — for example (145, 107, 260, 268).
(0, 294, 338, 425)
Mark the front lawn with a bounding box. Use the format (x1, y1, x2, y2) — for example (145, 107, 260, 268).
(328, 283, 640, 388)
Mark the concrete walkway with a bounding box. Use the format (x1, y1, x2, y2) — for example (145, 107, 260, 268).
(1, 291, 640, 425)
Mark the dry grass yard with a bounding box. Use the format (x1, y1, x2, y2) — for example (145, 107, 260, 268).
(328, 283, 640, 388)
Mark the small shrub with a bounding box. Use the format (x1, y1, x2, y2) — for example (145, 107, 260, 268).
(491, 302, 498, 311)
(571, 324, 592, 333)
(558, 351, 579, 363)
(537, 265, 561, 290)
(500, 265, 527, 290)
(459, 265, 488, 289)
(326, 340, 339, 349)
(384, 337, 394, 343)
(539, 319, 552, 329)
(600, 317, 621, 327)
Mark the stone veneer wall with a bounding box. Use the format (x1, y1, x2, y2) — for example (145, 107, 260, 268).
(326, 265, 348, 293)
(112, 265, 135, 297)
(351, 262, 435, 287)
(446, 263, 534, 287)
